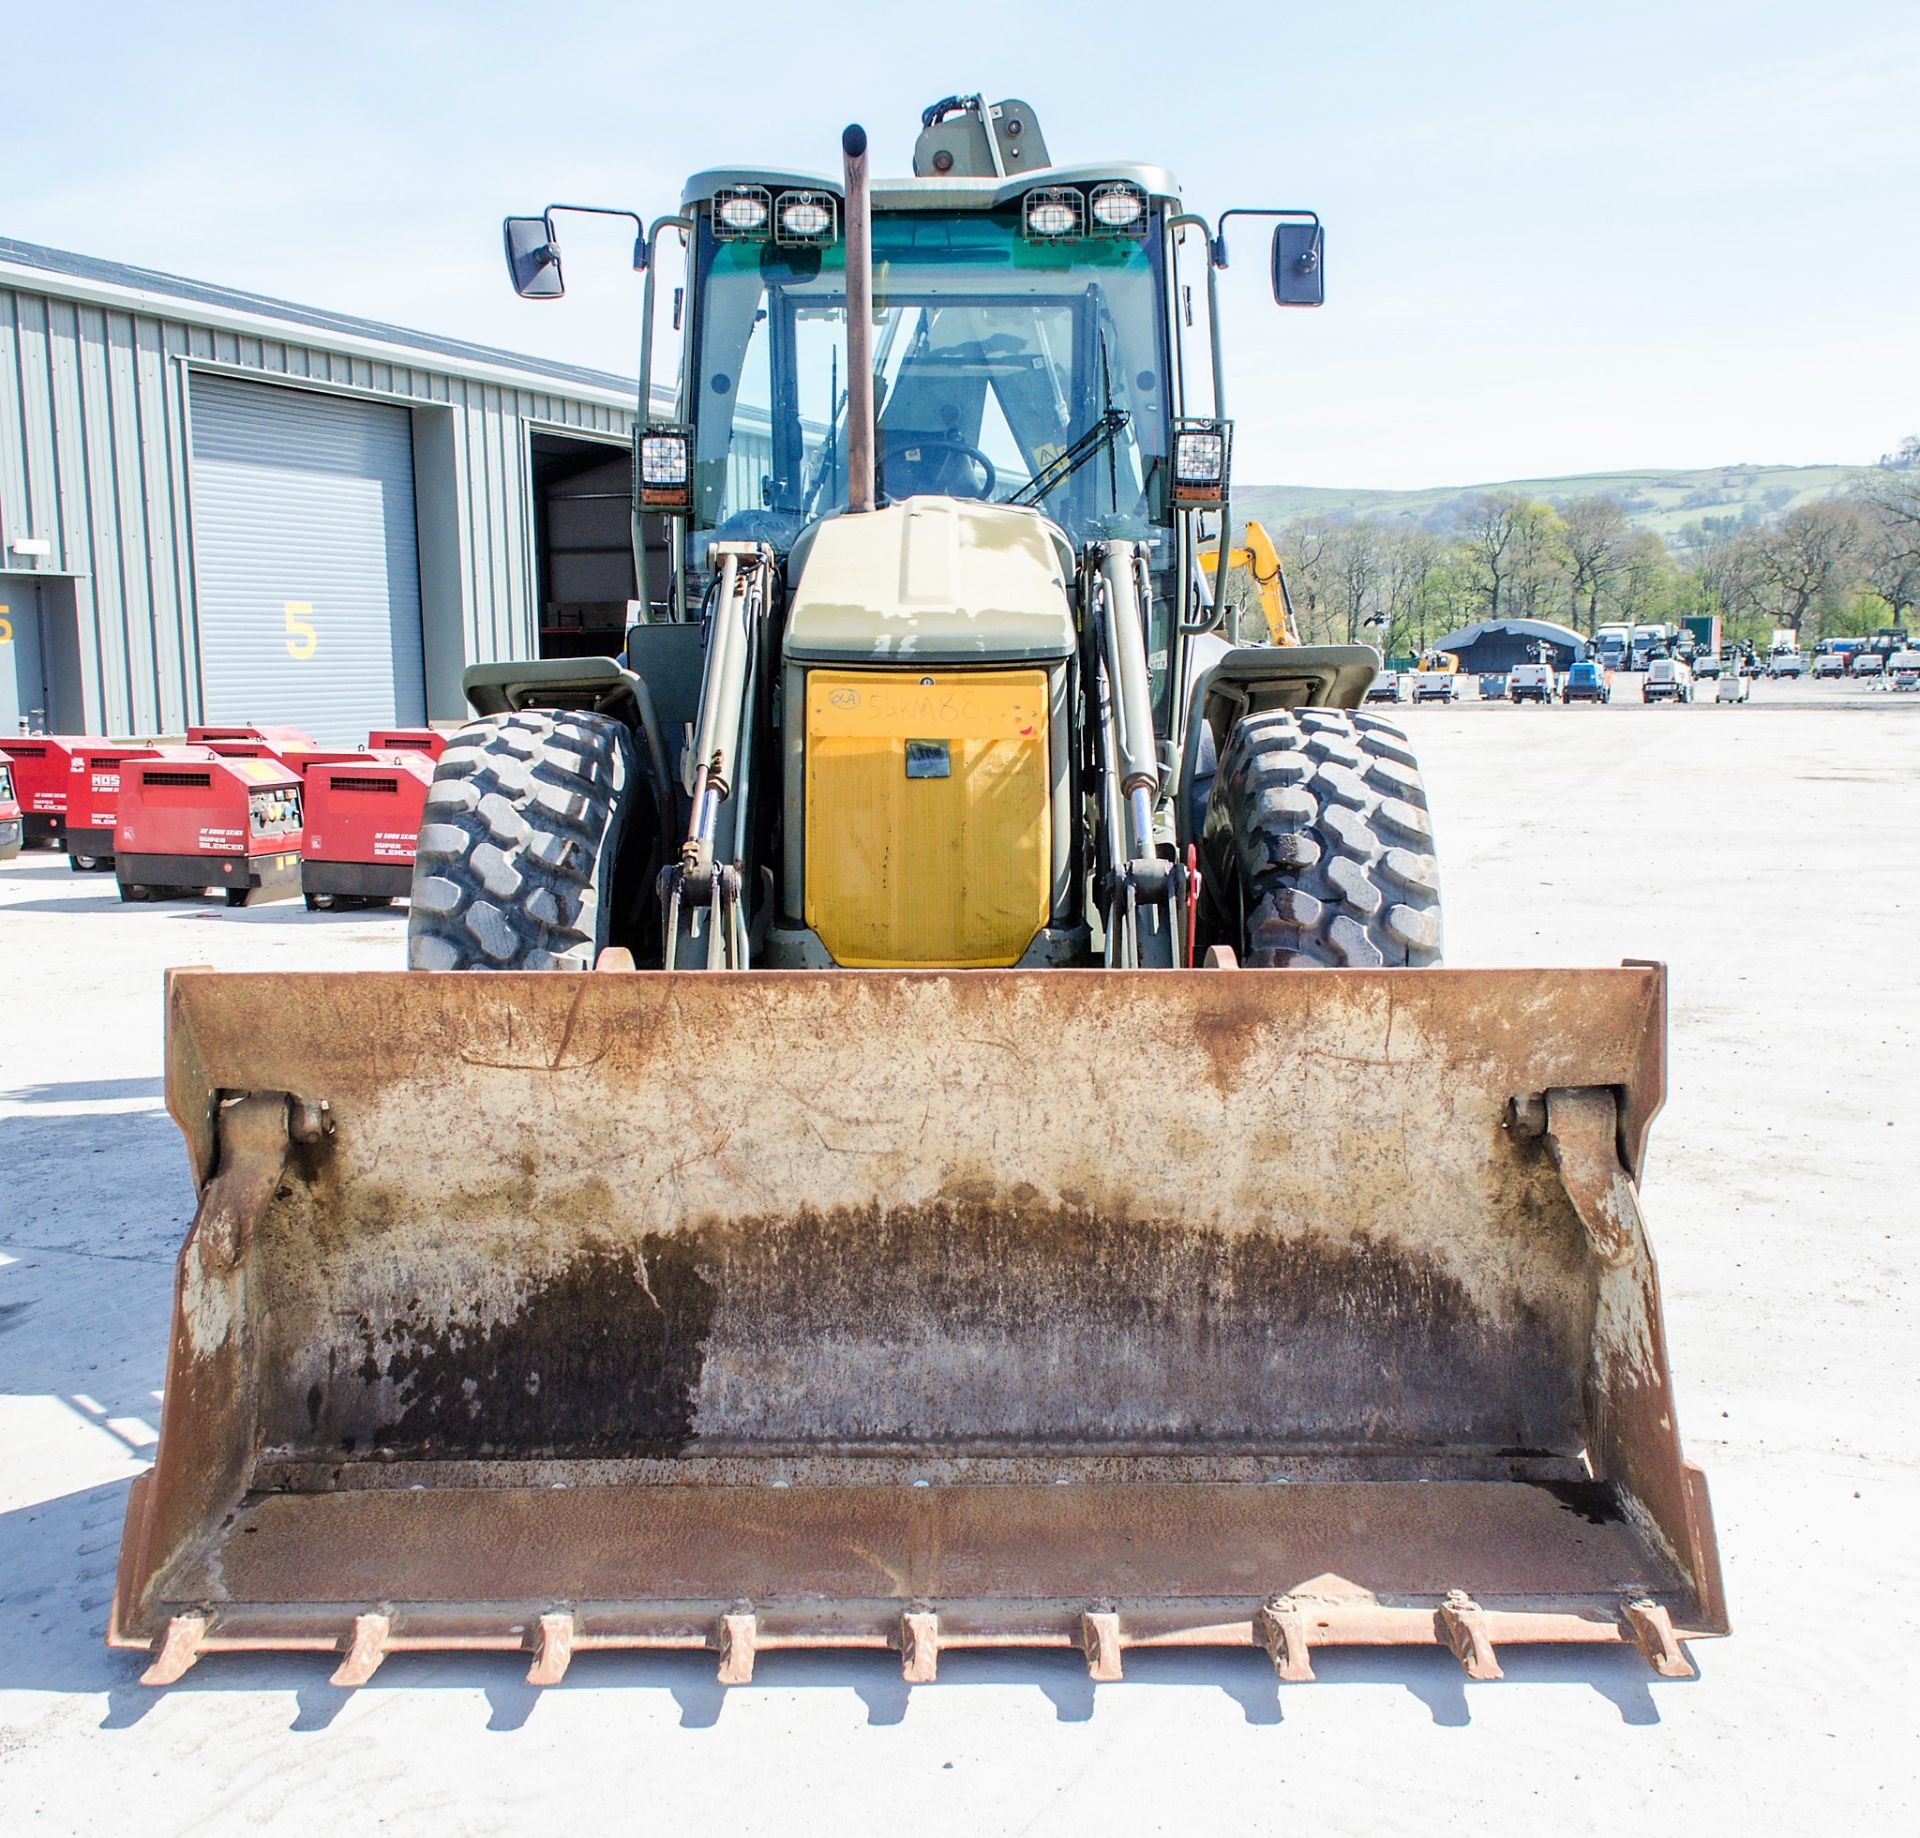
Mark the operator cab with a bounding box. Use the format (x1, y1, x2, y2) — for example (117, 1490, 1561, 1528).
(677, 161, 1183, 708)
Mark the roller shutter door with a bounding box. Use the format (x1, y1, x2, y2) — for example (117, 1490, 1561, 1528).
(190, 375, 425, 745)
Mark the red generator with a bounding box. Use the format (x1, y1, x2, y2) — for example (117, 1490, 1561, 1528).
(300, 752, 433, 908)
(65, 742, 161, 871)
(115, 749, 305, 905)
(0, 734, 81, 847)
(186, 723, 318, 753)
(0, 755, 21, 860)
(366, 727, 448, 761)
(203, 736, 361, 780)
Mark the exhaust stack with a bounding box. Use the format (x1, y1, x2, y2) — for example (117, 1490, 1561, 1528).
(842, 124, 875, 513)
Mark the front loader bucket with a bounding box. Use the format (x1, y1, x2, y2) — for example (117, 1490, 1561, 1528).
(113, 964, 1725, 1688)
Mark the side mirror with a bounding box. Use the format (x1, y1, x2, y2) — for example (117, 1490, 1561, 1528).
(504, 216, 565, 299)
(1271, 220, 1324, 308)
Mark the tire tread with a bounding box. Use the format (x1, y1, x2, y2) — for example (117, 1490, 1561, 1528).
(406, 709, 633, 971)
(1202, 708, 1443, 968)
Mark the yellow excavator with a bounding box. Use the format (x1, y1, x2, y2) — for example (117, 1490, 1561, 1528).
(111, 94, 1724, 1692)
(1199, 518, 1301, 645)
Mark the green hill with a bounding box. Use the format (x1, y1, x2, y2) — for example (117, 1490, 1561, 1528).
(1237, 462, 1860, 538)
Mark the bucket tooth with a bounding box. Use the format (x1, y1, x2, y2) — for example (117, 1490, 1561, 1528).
(1257, 1597, 1316, 1682)
(1622, 1598, 1695, 1678)
(527, 1611, 576, 1687)
(196, 1092, 303, 1269)
(1081, 1611, 1124, 1682)
(1543, 1086, 1641, 1267)
(1437, 1592, 1502, 1681)
(141, 1612, 208, 1686)
(329, 1612, 392, 1688)
(715, 1609, 757, 1685)
(900, 1610, 939, 1684)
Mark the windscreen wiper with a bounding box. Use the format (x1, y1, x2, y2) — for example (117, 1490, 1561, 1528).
(1009, 408, 1131, 507)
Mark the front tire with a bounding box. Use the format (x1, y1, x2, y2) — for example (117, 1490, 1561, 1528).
(1201, 708, 1442, 968)
(407, 709, 635, 971)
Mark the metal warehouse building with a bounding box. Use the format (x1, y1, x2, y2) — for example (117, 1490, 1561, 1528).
(0, 237, 664, 744)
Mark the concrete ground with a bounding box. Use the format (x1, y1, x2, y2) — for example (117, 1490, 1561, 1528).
(2, 683, 1916, 1835)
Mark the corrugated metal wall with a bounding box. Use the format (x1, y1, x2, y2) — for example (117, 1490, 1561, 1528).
(0, 272, 634, 735)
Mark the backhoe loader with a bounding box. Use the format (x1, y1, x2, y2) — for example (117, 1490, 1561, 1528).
(112, 95, 1724, 1690)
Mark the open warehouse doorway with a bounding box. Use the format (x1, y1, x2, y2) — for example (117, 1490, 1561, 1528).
(0, 576, 85, 734)
(530, 431, 668, 659)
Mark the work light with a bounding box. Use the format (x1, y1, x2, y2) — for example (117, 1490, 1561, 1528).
(1023, 187, 1084, 238)
(776, 191, 838, 244)
(635, 426, 694, 513)
(1171, 418, 1232, 508)
(713, 187, 772, 239)
(1088, 182, 1147, 233)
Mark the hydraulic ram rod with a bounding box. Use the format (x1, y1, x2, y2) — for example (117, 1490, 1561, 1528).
(1097, 541, 1161, 858)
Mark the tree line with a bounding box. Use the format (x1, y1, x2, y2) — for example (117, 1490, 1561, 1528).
(1264, 436, 1920, 659)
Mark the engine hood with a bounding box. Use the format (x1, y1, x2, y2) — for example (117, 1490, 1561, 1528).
(784, 497, 1077, 666)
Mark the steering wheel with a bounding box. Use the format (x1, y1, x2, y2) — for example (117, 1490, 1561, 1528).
(880, 432, 997, 501)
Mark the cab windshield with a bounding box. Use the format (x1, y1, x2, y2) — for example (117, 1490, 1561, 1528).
(687, 207, 1170, 554)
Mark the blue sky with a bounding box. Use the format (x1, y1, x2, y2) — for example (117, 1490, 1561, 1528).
(11, 0, 1917, 486)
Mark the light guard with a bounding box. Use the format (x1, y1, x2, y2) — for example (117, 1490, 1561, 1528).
(634, 425, 694, 514)
(1022, 186, 1085, 239)
(775, 189, 839, 245)
(1088, 182, 1148, 236)
(1172, 418, 1233, 509)
(712, 186, 772, 240)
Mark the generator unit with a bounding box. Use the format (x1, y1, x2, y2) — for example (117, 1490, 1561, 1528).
(300, 751, 434, 909)
(0, 756, 20, 860)
(365, 728, 447, 761)
(195, 734, 363, 780)
(186, 724, 319, 753)
(0, 734, 81, 847)
(65, 742, 162, 870)
(114, 748, 304, 905)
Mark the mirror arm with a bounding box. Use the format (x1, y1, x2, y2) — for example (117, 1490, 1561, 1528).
(636, 215, 694, 622)
(545, 203, 651, 270)
(1169, 213, 1229, 636)
(1212, 206, 1321, 270)
(637, 215, 694, 434)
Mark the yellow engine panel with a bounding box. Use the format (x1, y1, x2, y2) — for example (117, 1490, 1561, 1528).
(805, 668, 1052, 968)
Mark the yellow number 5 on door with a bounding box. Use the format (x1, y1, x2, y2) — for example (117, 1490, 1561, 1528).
(283, 602, 317, 660)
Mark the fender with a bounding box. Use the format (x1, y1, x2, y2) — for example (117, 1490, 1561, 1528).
(1177, 640, 1380, 847)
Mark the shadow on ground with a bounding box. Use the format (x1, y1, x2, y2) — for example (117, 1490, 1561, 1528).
(0, 1076, 164, 1105)
(0, 894, 405, 920)
(0, 894, 141, 916)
